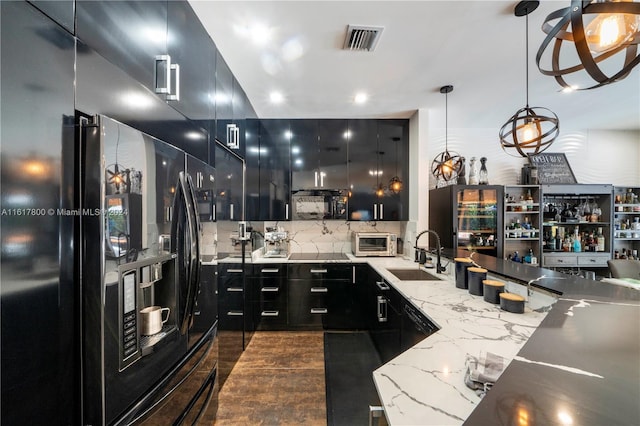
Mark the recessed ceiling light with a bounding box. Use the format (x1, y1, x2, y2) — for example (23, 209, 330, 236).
(270, 91, 284, 103)
(291, 146, 300, 154)
(284, 130, 293, 140)
(354, 92, 368, 104)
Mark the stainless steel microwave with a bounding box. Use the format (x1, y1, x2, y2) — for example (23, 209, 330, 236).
(291, 189, 347, 220)
(351, 232, 397, 257)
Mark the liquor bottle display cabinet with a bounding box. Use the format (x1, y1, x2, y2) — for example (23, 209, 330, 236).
(429, 185, 503, 259)
(613, 186, 640, 260)
(540, 184, 613, 271)
(503, 185, 541, 265)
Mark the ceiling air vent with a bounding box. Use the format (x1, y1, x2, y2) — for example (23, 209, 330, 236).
(343, 25, 384, 52)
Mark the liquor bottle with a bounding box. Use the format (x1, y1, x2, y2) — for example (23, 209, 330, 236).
(572, 227, 581, 252)
(525, 189, 534, 211)
(468, 157, 478, 185)
(596, 227, 605, 252)
(478, 157, 489, 185)
(554, 229, 562, 251)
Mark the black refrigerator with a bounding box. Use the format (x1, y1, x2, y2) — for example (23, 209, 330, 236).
(429, 185, 504, 258)
(80, 114, 219, 425)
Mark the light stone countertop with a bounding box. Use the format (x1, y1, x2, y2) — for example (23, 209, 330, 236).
(364, 256, 549, 426)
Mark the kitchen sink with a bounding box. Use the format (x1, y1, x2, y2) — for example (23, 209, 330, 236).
(386, 269, 442, 281)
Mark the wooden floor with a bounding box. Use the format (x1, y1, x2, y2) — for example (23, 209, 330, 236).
(213, 331, 326, 426)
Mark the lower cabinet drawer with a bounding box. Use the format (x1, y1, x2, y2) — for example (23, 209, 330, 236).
(577, 254, 610, 266)
(543, 255, 577, 266)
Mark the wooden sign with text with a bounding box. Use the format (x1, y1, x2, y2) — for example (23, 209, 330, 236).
(527, 153, 577, 184)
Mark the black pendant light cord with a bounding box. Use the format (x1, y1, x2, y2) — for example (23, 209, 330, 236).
(445, 89, 448, 152)
(525, 6, 530, 108)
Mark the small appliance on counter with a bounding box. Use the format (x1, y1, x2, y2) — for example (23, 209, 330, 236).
(351, 232, 397, 257)
(263, 230, 289, 258)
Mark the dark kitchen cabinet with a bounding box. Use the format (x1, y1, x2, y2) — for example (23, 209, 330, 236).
(1, 2, 76, 423)
(215, 142, 244, 222)
(287, 264, 332, 329)
(318, 120, 349, 190)
(325, 264, 367, 330)
(244, 119, 261, 217)
(76, 39, 209, 160)
(217, 263, 247, 388)
(167, 1, 215, 123)
(348, 120, 408, 221)
(249, 264, 288, 330)
(290, 119, 318, 190)
(290, 119, 348, 191)
(368, 270, 401, 363)
(287, 263, 357, 330)
(76, 1, 169, 99)
(214, 53, 234, 148)
(250, 120, 291, 221)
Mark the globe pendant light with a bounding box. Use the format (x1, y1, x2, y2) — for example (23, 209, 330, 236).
(431, 85, 463, 183)
(500, 1, 560, 158)
(537, 0, 640, 91)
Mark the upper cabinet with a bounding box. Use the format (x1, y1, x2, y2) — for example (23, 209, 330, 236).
(248, 119, 409, 221)
(348, 120, 408, 221)
(290, 119, 319, 190)
(76, 1, 169, 97)
(214, 52, 234, 147)
(318, 120, 349, 191)
(290, 119, 348, 191)
(257, 120, 291, 221)
(166, 1, 215, 121)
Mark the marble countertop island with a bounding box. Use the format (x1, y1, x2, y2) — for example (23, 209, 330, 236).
(369, 251, 640, 426)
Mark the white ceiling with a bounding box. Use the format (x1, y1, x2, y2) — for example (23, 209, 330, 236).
(189, 0, 640, 132)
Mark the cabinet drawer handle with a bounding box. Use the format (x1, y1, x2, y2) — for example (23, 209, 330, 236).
(557, 259, 563, 263)
(227, 311, 243, 316)
(311, 287, 328, 293)
(227, 269, 243, 273)
(227, 287, 243, 292)
(310, 269, 328, 274)
(377, 295, 388, 323)
(261, 311, 279, 317)
(310, 308, 328, 314)
(376, 281, 390, 291)
(261, 268, 280, 273)
(589, 259, 596, 263)
(261, 287, 279, 292)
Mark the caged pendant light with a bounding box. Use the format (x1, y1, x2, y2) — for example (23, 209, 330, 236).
(500, 0, 560, 158)
(537, 0, 640, 91)
(431, 85, 463, 183)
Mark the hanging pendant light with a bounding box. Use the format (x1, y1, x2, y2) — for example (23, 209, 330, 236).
(537, 0, 640, 91)
(500, 1, 560, 158)
(431, 85, 463, 183)
(389, 137, 403, 193)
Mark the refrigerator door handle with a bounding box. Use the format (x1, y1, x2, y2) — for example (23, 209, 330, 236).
(179, 172, 200, 334)
(174, 172, 198, 335)
(182, 172, 202, 334)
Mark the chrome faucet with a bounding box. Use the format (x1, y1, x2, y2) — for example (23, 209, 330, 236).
(415, 230, 445, 273)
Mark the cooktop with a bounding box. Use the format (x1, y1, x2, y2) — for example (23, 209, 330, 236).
(289, 252, 350, 261)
